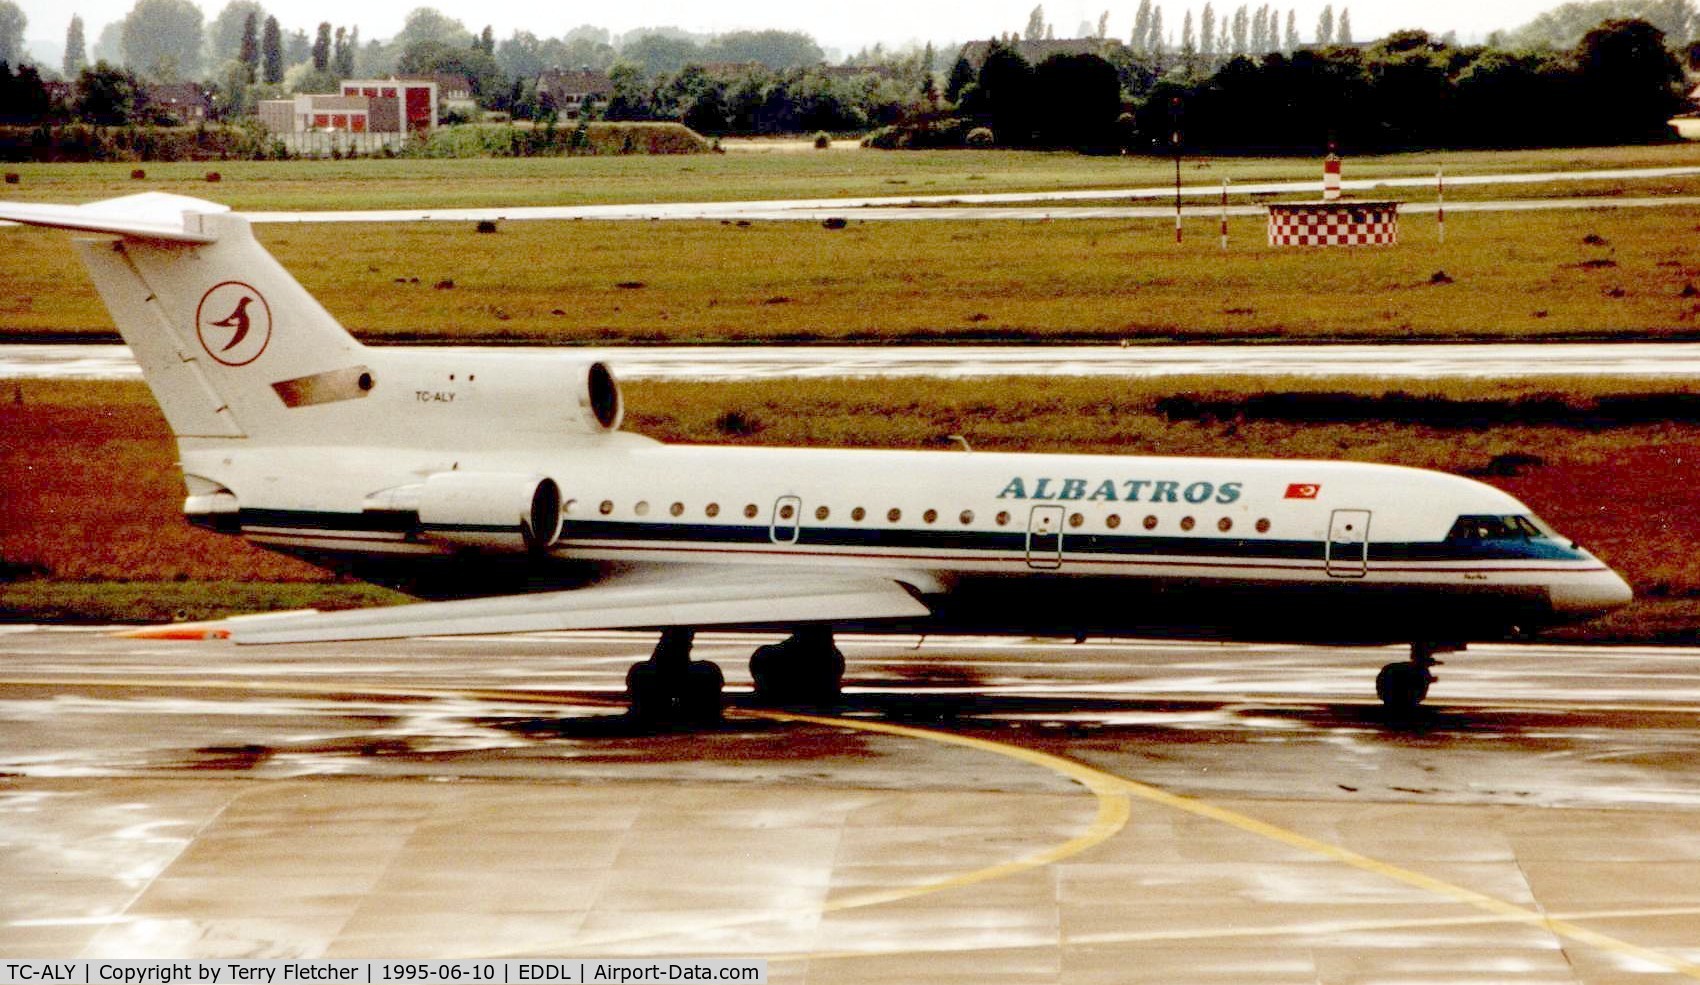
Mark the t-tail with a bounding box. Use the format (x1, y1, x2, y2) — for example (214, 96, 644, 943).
(0, 193, 625, 450)
(0, 193, 377, 443)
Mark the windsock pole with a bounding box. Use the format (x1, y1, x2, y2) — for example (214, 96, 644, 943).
(1173, 142, 1183, 244)
(1220, 178, 1229, 250)
(1437, 167, 1446, 244)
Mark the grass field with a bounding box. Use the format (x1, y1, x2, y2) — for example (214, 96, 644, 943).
(2, 377, 1694, 641)
(5, 202, 1699, 343)
(1, 143, 1698, 211)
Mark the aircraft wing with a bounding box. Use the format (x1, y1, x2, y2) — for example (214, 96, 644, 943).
(222, 567, 932, 645)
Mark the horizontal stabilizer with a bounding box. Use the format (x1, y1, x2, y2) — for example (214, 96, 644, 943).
(0, 192, 228, 243)
(228, 568, 931, 644)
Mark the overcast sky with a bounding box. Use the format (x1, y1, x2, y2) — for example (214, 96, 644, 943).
(22, 0, 1561, 52)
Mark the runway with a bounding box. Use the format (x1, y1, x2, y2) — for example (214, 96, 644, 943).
(227, 166, 1700, 224)
(9, 341, 1700, 382)
(4, 626, 1700, 980)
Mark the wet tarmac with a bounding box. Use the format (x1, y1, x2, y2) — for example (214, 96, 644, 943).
(3, 626, 1700, 980)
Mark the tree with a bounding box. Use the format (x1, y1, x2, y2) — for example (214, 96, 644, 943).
(397, 38, 501, 102)
(1201, 3, 1217, 55)
(0, 1, 24, 67)
(1149, 7, 1165, 56)
(621, 33, 700, 75)
(1576, 17, 1686, 141)
(1316, 4, 1334, 44)
(1232, 5, 1249, 53)
(945, 54, 974, 101)
(1285, 9, 1300, 50)
(238, 12, 258, 81)
(92, 20, 122, 63)
(1337, 8, 1353, 43)
(1182, 9, 1197, 61)
(1025, 5, 1046, 39)
(120, 0, 204, 80)
(603, 61, 652, 119)
(1510, 0, 1700, 49)
(1132, 0, 1152, 51)
(496, 30, 542, 80)
(311, 23, 329, 71)
(0, 62, 50, 121)
(74, 60, 141, 123)
(337, 26, 357, 76)
(701, 29, 824, 69)
(1251, 5, 1267, 52)
(64, 15, 87, 78)
(477, 25, 494, 56)
(208, 1, 263, 66)
(1034, 52, 1119, 148)
(284, 27, 307, 65)
(392, 7, 471, 49)
(1098, 10, 1110, 38)
(962, 40, 1035, 143)
(261, 15, 282, 82)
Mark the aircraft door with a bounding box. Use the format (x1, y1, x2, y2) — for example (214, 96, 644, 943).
(1326, 509, 1371, 578)
(1026, 505, 1065, 570)
(771, 495, 802, 544)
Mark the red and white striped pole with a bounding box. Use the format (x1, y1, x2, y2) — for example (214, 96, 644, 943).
(1220, 178, 1229, 250)
(1437, 167, 1446, 244)
(1323, 151, 1342, 201)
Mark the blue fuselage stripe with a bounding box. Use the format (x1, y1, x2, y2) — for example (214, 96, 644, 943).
(236, 509, 1592, 564)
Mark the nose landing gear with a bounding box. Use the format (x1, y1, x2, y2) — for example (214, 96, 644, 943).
(1376, 641, 1455, 710)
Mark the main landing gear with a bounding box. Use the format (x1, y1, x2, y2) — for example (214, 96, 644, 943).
(1376, 642, 1457, 711)
(626, 628, 724, 725)
(624, 626, 846, 724)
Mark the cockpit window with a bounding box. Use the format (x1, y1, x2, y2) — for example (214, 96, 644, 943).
(1447, 514, 1546, 541)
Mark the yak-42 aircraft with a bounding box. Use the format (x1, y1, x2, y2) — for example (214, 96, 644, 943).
(1, 193, 1633, 720)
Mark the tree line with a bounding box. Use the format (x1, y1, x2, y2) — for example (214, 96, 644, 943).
(874, 15, 1690, 153)
(0, 0, 1694, 150)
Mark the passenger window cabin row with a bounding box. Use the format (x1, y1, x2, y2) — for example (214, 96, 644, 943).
(564, 499, 1276, 535)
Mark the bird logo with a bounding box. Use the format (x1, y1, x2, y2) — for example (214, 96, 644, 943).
(209, 296, 253, 352)
(195, 282, 272, 366)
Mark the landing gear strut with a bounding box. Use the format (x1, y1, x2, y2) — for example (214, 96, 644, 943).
(749, 627, 845, 706)
(626, 628, 723, 724)
(1376, 642, 1447, 711)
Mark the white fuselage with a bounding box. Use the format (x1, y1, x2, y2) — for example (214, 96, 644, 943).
(194, 427, 1632, 644)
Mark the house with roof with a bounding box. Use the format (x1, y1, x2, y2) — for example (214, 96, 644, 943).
(143, 82, 212, 124)
(537, 68, 612, 118)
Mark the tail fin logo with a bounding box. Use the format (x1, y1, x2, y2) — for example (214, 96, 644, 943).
(195, 281, 272, 367)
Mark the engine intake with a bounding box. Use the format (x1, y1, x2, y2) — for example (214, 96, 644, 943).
(366, 472, 562, 553)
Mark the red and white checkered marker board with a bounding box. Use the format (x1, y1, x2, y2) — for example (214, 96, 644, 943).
(1267, 202, 1400, 247)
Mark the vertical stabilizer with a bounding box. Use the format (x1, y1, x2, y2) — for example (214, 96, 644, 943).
(2, 194, 371, 442)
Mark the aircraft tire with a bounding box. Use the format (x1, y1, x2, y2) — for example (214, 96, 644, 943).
(681, 660, 725, 723)
(750, 640, 843, 706)
(1376, 661, 1431, 710)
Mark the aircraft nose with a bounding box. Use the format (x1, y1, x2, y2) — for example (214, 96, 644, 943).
(1550, 567, 1634, 616)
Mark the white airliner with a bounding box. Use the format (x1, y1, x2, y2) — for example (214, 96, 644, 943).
(1, 193, 1633, 719)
